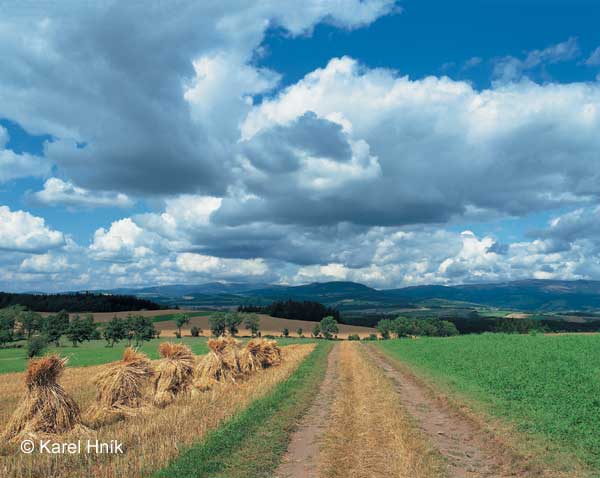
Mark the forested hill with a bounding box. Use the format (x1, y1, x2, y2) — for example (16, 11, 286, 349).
(0, 292, 162, 312)
(103, 279, 600, 312)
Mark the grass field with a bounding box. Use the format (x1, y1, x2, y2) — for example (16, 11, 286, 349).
(0, 337, 209, 374)
(156, 341, 331, 478)
(0, 336, 321, 374)
(376, 334, 600, 472)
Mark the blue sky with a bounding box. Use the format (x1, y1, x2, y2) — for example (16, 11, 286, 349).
(263, 0, 600, 88)
(1, 1, 600, 291)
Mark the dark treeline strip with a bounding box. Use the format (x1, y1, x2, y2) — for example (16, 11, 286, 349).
(0, 292, 162, 312)
(239, 300, 340, 323)
(442, 316, 600, 334)
(373, 313, 600, 337)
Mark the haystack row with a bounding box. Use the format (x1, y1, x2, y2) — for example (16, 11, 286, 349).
(1, 338, 282, 442)
(194, 337, 282, 390)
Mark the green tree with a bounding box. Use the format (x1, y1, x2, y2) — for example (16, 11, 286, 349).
(320, 316, 339, 340)
(376, 318, 394, 339)
(129, 315, 157, 346)
(0, 306, 18, 346)
(224, 312, 243, 336)
(419, 320, 438, 336)
(66, 314, 85, 347)
(124, 315, 136, 345)
(43, 310, 70, 347)
(174, 313, 191, 338)
(17, 308, 41, 339)
(311, 323, 321, 338)
(66, 313, 97, 346)
(282, 327, 289, 338)
(209, 314, 227, 337)
(392, 317, 413, 337)
(436, 320, 459, 336)
(27, 335, 47, 358)
(243, 314, 261, 337)
(0, 328, 12, 347)
(296, 327, 303, 337)
(190, 325, 201, 337)
(103, 316, 126, 346)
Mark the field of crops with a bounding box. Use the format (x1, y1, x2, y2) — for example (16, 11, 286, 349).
(376, 334, 600, 471)
(0, 337, 316, 478)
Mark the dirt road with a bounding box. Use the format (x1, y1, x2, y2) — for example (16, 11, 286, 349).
(364, 345, 565, 478)
(276, 342, 569, 478)
(274, 344, 340, 478)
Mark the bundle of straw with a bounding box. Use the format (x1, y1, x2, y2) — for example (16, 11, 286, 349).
(238, 339, 263, 375)
(2, 355, 87, 441)
(258, 339, 282, 367)
(85, 348, 154, 426)
(153, 342, 195, 407)
(194, 337, 241, 391)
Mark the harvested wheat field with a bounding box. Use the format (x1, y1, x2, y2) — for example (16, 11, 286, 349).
(0, 343, 314, 478)
(1, 355, 89, 443)
(156, 313, 375, 339)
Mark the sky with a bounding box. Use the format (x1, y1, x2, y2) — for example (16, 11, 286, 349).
(1, 0, 600, 292)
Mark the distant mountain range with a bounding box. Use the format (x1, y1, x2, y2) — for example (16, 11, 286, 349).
(98, 279, 600, 312)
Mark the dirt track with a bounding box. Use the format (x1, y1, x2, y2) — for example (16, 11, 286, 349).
(364, 346, 521, 478)
(277, 342, 568, 478)
(274, 344, 340, 478)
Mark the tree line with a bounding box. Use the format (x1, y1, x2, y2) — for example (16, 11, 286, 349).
(376, 316, 459, 339)
(0, 305, 160, 357)
(238, 300, 340, 322)
(0, 292, 162, 312)
(439, 314, 600, 334)
(207, 311, 340, 339)
(374, 314, 600, 338)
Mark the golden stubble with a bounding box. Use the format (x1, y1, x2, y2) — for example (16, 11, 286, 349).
(319, 342, 445, 478)
(0, 343, 315, 478)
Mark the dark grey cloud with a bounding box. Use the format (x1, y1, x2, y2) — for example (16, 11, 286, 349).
(0, 1, 395, 196)
(242, 112, 352, 173)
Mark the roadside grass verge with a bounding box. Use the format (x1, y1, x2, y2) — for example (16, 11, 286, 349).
(376, 334, 600, 475)
(155, 341, 332, 478)
(0, 337, 208, 374)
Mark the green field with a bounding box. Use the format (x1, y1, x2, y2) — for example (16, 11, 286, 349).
(0, 337, 209, 374)
(376, 334, 600, 471)
(0, 336, 318, 374)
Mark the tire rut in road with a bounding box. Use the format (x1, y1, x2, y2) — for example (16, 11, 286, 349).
(364, 345, 551, 478)
(274, 343, 340, 478)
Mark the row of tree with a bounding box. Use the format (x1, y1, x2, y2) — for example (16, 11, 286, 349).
(0, 292, 162, 312)
(239, 300, 340, 322)
(0, 306, 103, 348)
(376, 317, 460, 339)
(207, 312, 260, 337)
(102, 315, 159, 346)
(0, 305, 162, 356)
(206, 312, 341, 340)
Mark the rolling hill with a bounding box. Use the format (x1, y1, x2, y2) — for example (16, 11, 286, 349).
(98, 279, 600, 313)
